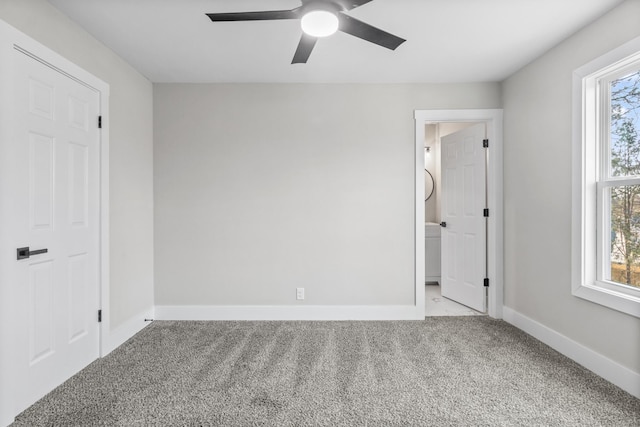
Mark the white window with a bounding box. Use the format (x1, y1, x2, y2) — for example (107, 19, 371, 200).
(573, 36, 640, 318)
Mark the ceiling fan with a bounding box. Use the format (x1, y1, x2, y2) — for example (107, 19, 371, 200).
(206, 0, 406, 64)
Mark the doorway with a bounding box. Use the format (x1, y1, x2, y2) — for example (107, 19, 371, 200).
(414, 109, 503, 319)
(425, 122, 488, 316)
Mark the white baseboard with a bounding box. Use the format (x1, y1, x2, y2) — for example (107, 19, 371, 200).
(103, 306, 154, 356)
(503, 306, 640, 399)
(154, 305, 420, 321)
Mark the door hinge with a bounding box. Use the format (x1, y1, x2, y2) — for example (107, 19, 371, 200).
(98, 309, 102, 323)
(482, 139, 489, 148)
(483, 208, 489, 217)
(484, 278, 490, 287)
(98, 116, 102, 129)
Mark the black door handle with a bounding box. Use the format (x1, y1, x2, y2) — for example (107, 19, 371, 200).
(440, 222, 447, 228)
(16, 247, 48, 260)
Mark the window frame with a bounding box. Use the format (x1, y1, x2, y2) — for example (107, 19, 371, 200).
(572, 36, 640, 318)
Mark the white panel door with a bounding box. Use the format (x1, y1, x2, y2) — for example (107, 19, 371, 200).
(12, 50, 100, 413)
(440, 123, 486, 312)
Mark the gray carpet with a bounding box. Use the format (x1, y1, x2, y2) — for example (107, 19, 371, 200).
(11, 317, 640, 426)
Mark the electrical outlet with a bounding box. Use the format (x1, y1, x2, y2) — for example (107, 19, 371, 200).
(296, 287, 305, 300)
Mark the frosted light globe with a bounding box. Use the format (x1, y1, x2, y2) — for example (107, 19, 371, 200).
(301, 11, 339, 37)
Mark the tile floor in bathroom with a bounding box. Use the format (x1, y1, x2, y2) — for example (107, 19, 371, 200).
(425, 283, 485, 316)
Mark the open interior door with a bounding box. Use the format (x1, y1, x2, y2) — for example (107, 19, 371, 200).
(440, 123, 487, 312)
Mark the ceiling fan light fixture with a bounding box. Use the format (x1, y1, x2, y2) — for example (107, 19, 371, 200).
(300, 11, 339, 37)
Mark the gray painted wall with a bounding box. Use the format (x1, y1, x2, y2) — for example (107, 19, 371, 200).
(0, 0, 155, 329)
(502, 0, 640, 373)
(154, 83, 501, 306)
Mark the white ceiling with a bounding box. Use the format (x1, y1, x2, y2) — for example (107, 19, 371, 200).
(47, 0, 624, 83)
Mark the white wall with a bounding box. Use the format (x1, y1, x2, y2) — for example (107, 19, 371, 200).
(154, 83, 501, 307)
(502, 0, 640, 374)
(0, 0, 155, 330)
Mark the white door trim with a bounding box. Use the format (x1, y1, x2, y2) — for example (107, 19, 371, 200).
(0, 19, 110, 426)
(414, 109, 503, 319)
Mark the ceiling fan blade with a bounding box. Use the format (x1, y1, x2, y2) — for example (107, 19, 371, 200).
(292, 34, 318, 64)
(338, 14, 405, 50)
(333, 0, 374, 11)
(206, 9, 300, 22)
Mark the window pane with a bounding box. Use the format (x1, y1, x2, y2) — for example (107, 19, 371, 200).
(610, 184, 640, 288)
(610, 70, 640, 177)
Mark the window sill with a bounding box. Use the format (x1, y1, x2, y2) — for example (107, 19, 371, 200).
(573, 283, 640, 318)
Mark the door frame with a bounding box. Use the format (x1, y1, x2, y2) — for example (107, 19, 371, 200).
(414, 109, 503, 319)
(0, 20, 110, 426)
